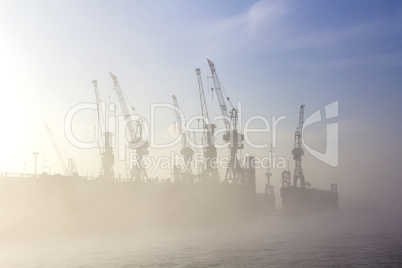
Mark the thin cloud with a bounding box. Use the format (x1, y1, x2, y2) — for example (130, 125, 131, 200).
(196, 0, 402, 72)
(284, 21, 377, 51)
(294, 50, 402, 71)
(195, 0, 288, 56)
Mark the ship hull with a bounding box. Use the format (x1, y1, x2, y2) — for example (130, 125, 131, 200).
(280, 186, 338, 215)
(0, 175, 256, 235)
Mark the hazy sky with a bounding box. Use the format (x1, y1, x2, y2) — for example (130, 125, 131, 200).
(0, 0, 401, 209)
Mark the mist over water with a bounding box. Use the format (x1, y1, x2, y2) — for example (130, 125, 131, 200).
(1, 207, 401, 267)
(1, 0, 402, 266)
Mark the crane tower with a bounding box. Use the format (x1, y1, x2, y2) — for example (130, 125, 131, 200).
(93, 80, 114, 179)
(292, 104, 305, 188)
(172, 95, 194, 183)
(207, 59, 245, 184)
(110, 72, 149, 182)
(195, 68, 218, 182)
(43, 121, 78, 176)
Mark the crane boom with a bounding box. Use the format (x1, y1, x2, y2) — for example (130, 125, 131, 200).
(93, 80, 114, 179)
(43, 121, 67, 174)
(172, 95, 188, 149)
(93, 80, 105, 155)
(294, 104, 305, 150)
(43, 121, 78, 175)
(109, 72, 148, 181)
(292, 104, 306, 188)
(207, 58, 230, 130)
(195, 68, 218, 182)
(196, 68, 210, 127)
(207, 58, 244, 184)
(297, 105, 305, 146)
(171, 95, 194, 182)
(109, 72, 138, 143)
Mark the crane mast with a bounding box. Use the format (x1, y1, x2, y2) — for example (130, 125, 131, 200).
(93, 80, 114, 179)
(109, 72, 148, 181)
(207, 59, 244, 184)
(172, 95, 194, 183)
(292, 104, 305, 188)
(195, 68, 218, 182)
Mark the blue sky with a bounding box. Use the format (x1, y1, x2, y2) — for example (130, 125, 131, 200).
(0, 0, 401, 208)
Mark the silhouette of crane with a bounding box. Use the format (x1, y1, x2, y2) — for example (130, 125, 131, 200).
(110, 72, 149, 182)
(207, 58, 244, 184)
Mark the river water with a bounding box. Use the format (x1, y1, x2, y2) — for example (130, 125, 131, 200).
(1, 209, 401, 267)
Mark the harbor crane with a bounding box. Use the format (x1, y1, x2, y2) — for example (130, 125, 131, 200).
(207, 59, 245, 184)
(195, 68, 218, 182)
(93, 80, 114, 179)
(43, 121, 78, 176)
(172, 95, 194, 183)
(292, 104, 306, 188)
(110, 72, 149, 182)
